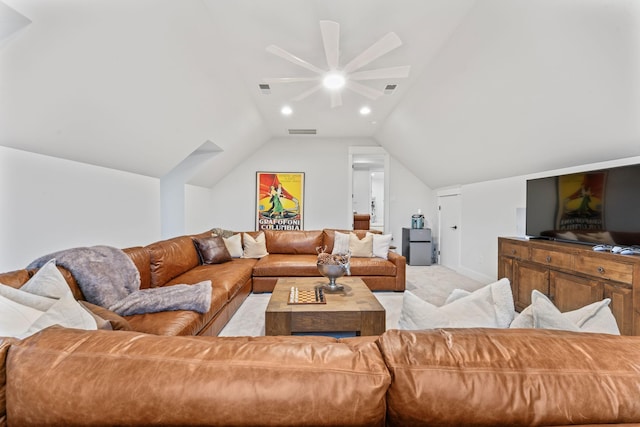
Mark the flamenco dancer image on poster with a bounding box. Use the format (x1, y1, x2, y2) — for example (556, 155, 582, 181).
(267, 184, 286, 218)
(258, 174, 300, 221)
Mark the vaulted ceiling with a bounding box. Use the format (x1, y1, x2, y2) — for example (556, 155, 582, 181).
(1, 0, 639, 189)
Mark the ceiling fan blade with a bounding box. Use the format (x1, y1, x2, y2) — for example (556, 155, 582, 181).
(266, 45, 325, 75)
(348, 65, 410, 81)
(342, 32, 402, 74)
(263, 77, 319, 84)
(320, 20, 340, 70)
(292, 84, 323, 101)
(330, 91, 342, 108)
(346, 81, 384, 100)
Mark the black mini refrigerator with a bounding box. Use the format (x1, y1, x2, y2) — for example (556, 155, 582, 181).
(402, 228, 432, 266)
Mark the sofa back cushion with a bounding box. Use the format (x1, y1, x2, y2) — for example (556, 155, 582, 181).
(264, 230, 323, 255)
(0, 270, 31, 289)
(122, 246, 151, 290)
(8, 328, 390, 426)
(378, 328, 640, 426)
(145, 236, 200, 288)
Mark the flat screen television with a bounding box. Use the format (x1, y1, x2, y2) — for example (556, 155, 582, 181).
(525, 163, 640, 247)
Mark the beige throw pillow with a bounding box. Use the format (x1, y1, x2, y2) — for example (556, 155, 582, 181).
(349, 233, 373, 258)
(223, 233, 243, 258)
(242, 232, 269, 258)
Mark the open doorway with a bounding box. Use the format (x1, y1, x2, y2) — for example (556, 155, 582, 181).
(348, 147, 389, 233)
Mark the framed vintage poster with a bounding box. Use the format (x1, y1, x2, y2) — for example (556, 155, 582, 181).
(556, 171, 606, 231)
(256, 172, 304, 231)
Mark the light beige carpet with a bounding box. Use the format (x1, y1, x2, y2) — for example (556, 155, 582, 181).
(218, 264, 488, 337)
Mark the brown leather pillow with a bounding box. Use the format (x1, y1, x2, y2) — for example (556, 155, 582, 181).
(193, 236, 232, 265)
(78, 301, 132, 331)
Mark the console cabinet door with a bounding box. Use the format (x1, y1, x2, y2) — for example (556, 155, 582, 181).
(498, 256, 515, 299)
(603, 283, 633, 335)
(514, 261, 549, 311)
(549, 271, 603, 312)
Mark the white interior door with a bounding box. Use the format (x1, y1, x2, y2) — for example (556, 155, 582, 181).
(348, 147, 389, 233)
(438, 194, 461, 269)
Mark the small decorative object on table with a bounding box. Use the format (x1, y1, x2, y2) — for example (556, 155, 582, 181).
(287, 286, 326, 304)
(316, 246, 351, 292)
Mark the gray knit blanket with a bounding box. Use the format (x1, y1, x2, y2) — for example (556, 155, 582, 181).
(27, 246, 211, 316)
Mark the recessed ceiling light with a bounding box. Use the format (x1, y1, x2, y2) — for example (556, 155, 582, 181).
(359, 106, 371, 115)
(281, 105, 293, 116)
(322, 73, 345, 90)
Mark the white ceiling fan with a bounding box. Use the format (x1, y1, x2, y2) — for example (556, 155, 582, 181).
(264, 21, 410, 108)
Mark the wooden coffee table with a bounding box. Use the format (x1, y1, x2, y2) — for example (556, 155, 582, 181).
(265, 277, 385, 336)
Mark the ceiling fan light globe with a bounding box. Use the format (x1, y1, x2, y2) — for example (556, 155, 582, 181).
(323, 73, 346, 90)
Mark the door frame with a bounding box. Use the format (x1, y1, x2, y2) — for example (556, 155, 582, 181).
(347, 146, 390, 233)
(437, 187, 461, 268)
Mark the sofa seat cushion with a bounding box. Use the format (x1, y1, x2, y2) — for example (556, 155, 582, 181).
(378, 328, 640, 427)
(165, 258, 257, 301)
(349, 256, 396, 276)
(124, 285, 228, 336)
(8, 328, 390, 427)
(252, 254, 320, 277)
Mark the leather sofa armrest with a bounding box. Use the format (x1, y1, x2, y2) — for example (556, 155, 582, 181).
(387, 251, 406, 291)
(0, 337, 16, 427)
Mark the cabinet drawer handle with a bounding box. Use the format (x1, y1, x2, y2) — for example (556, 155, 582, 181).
(546, 255, 552, 263)
(511, 249, 516, 255)
(597, 266, 605, 274)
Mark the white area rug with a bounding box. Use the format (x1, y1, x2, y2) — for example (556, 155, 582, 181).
(218, 265, 487, 337)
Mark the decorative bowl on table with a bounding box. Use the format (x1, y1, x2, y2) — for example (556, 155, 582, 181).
(316, 248, 351, 292)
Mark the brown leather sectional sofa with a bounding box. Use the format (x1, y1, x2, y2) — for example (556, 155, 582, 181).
(3, 327, 640, 426)
(0, 228, 405, 337)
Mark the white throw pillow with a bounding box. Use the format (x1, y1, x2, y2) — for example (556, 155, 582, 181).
(397, 278, 514, 330)
(443, 288, 472, 305)
(0, 259, 97, 338)
(349, 233, 373, 258)
(21, 259, 70, 299)
(510, 290, 620, 335)
(223, 233, 243, 258)
(0, 293, 45, 337)
(332, 231, 350, 255)
(26, 292, 98, 336)
(242, 232, 269, 259)
(366, 232, 392, 259)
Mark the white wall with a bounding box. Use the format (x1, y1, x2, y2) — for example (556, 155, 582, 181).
(388, 156, 437, 254)
(455, 155, 640, 282)
(0, 146, 161, 271)
(371, 172, 384, 225)
(184, 183, 215, 235)
(208, 138, 436, 247)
